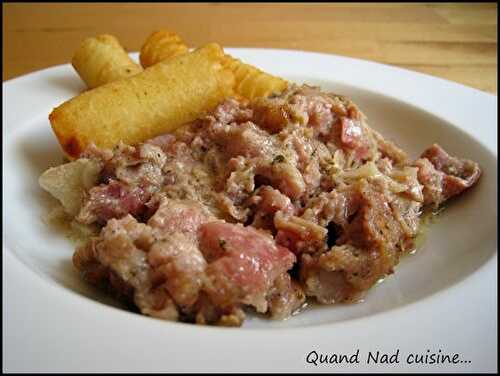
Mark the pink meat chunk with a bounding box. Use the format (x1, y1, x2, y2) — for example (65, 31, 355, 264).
(199, 222, 296, 312)
(73, 215, 179, 321)
(208, 120, 276, 159)
(212, 98, 253, 124)
(255, 158, 306, 200)
(266, 273, 306, 320)
(148, 233, 207, 307)
(77, 180, 150, 225)
(339, 117, 370, 159)
(416, 144, 481, 206)
(247, 186, 296, 230)
(147, 197, 213, 235)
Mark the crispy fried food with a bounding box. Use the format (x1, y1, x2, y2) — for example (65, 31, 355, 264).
(72, 34, 143, 89)
(50, 43, 234, 159)
(221, 54, 288, 100)
(138, 30, 288, 100)
(140, 30, 189, 68)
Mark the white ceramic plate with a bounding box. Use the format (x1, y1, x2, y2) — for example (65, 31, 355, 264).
(3, 49, 497, 372)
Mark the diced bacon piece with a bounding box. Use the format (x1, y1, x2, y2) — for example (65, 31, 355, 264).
(415, 144, 481, 206)
(72, 237, 110, 287)
(223, 157, 255, 203)
(421, 144, 481, 199)
(199, 222, 296, 312)
(339, 117, 370, 159)
(340, 117, 363, 148)
(77, 180, 150, 225)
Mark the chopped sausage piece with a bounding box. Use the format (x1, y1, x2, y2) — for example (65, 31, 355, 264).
(274, 211, 328, 254)
(73, 215, 179, 320)
(255, 157, 306, 200)
(247, 185, 296, 230)
(212, 98, 253, 124)
(300, 251, 361, 304)
(416, 144, 481, 206)
(254, 186, 295, 215)
(371, 129, 409, 165)
(147, 197, 213, 235)
(205, 115, 277, 159)
(301, 188, 361, 228)
(77, 180, 150, 225)
(148, 233, 207, 307)
(414, 144, 480, 207)
(199, 222, 296, 312)
(266, 273, 306, 320)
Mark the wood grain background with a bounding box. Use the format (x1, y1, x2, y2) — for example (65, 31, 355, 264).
(3, 3, 497, 94)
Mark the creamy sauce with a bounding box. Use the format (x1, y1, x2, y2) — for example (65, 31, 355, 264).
(43, 203, 98, 246)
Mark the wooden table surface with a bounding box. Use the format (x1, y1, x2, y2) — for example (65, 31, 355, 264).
(3, 3, 497, 94)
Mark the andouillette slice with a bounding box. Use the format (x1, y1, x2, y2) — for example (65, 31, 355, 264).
(50, 43, 235, 159)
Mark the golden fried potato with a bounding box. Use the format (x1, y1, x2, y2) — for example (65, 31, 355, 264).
(72, 34, 143, 89)
(221, 54, 288, 100)
(140, 30, 189, 68)
(50, 43, 234, 159)
(137, 30, 288, 99)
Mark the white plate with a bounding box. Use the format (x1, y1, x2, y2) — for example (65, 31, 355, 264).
(3, 49, 497, 372)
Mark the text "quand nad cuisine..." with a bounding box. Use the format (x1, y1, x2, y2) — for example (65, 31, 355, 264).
(306, 349, 472, 366)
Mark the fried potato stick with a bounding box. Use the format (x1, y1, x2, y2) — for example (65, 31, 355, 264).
(221, 54, 288, 100)
(140, 30, 189, 69)
(138, 30, 288, 100)
(51, 43, 234, 158)
(72, 34, 143, 89)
